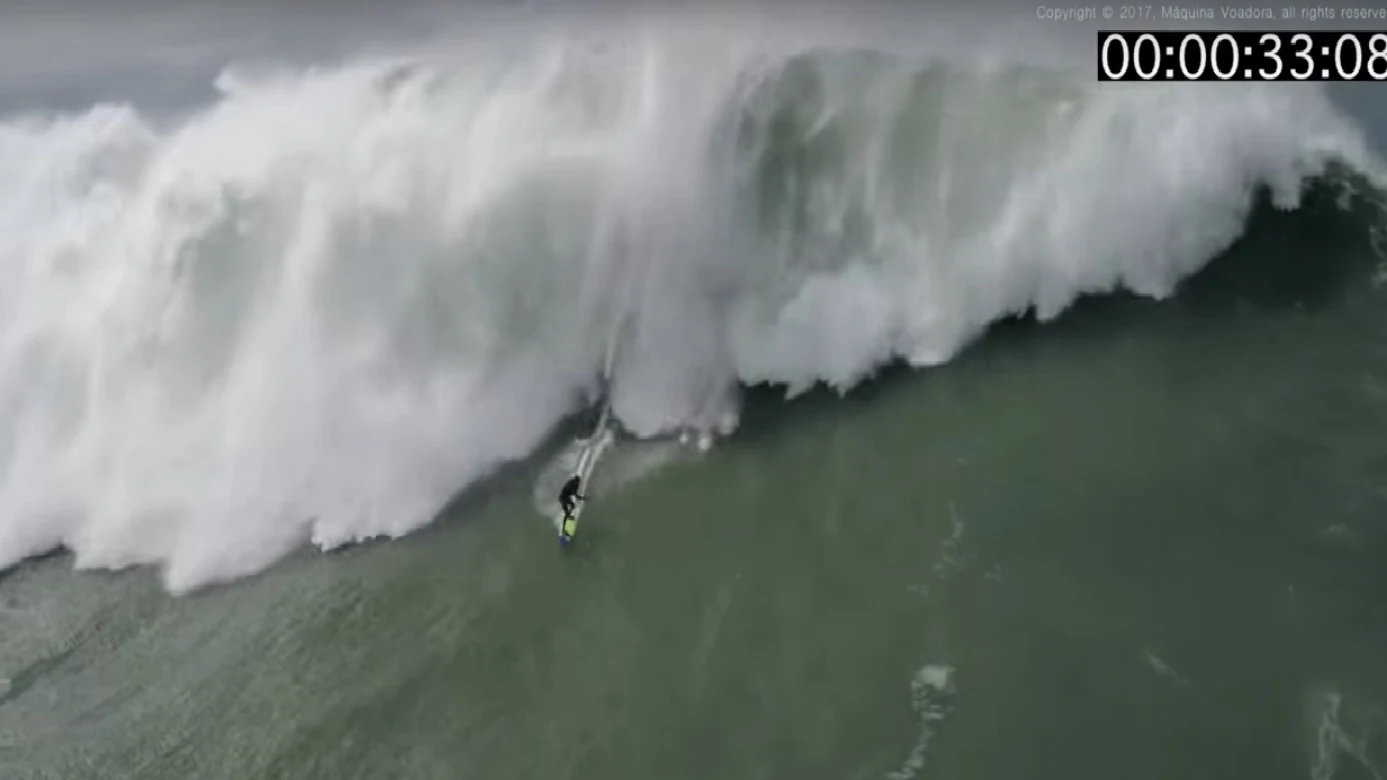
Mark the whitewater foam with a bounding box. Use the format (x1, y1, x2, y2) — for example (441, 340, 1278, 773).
(0, 19, 1376, 591)
(1309, 687, 1384, 780)
(886, 663, 956, 780)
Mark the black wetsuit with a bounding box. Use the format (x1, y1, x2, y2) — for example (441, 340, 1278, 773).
(559, 475, 583, 517)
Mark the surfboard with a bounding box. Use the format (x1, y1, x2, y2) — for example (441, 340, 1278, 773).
(556, 406, 615, 544)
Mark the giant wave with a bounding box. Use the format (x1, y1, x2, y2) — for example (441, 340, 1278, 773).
(0, 22, 1376, 592)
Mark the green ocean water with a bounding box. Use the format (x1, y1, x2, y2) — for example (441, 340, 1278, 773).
(3, 177, 1387, 780)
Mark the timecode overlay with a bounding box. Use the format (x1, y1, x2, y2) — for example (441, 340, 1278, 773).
(1097, 29, 1387, 80)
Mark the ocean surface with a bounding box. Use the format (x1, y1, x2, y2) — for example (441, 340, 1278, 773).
(2, 6, 1387, 779)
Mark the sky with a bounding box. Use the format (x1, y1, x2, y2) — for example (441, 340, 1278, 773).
(0, 3, 493, 112)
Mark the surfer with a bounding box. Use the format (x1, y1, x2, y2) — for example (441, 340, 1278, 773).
(559, 474, 584, 519)
(558, 475, 584, 545)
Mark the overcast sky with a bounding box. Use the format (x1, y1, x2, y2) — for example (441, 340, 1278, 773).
(0, 2, 514, 112)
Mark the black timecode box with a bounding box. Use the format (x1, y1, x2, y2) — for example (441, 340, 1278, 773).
(1097, 30, 1387, 81)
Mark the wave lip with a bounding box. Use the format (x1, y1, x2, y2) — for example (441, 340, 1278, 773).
(0, 31, 1377, 592)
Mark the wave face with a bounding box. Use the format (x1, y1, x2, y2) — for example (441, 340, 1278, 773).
(0, 20, 1375, 591)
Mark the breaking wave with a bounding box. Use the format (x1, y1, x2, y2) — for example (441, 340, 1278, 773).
(0, 20, 1376, 591)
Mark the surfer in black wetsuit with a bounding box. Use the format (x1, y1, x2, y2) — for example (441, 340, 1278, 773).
(559, 475, 584, 518)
